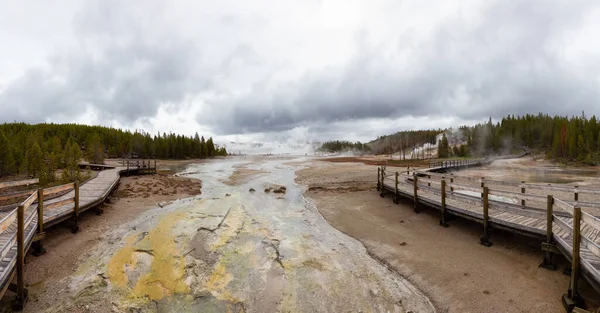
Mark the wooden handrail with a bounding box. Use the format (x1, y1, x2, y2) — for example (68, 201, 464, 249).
(42, 183, 75, 196)
(0, 190, 36, 202)
(0, 179, 39, 190)
(448, 183, 481, 193)
(0, 209, 17, 233)
(21, 191, 37, 210)
(45, 198, 75, 211)
(581, 211, 600, 233)
(554, 198, 573, 215)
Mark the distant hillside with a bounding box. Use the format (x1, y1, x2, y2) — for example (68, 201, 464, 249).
(366, 113, 600, 165)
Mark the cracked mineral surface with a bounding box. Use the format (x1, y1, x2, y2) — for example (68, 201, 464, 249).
(52, 158, 434, 312)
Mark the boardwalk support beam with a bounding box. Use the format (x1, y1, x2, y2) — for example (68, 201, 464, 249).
(480, 187, 492, 247)
(413, 174, 419, 213)
(521, 181, 526, 207)
(440, 179, 449, 227)
(540, 195, 556, 270)
(380, 167, 385, 198)
(32, 189, 46, 256)
(72, 182, 80, 233)
(562, 206, 585, 311)
(13, 204, 27, 310)
(394, 172, 399, 204)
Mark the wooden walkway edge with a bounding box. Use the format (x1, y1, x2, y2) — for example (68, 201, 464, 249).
(377, 163, 600, 313)
(0, 160, 157, 310)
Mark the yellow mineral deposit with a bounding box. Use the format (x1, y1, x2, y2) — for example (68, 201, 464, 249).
(107, 210, 191, 301)
(107, 236, 138, 288)
(210, 206, 245, 249)
(205, 262, 240, 303)
(131, 211, 190, 300)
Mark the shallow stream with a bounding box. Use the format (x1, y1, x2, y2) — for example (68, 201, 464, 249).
(68, 157, 434, 313)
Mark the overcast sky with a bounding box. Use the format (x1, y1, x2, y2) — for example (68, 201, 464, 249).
(1, 0, 600, 145)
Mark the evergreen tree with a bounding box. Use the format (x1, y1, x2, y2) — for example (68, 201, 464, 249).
(25, 142, 44, 178)
(194, 133, 201, 158)
(437, 134, 449, 158)
(200, 136, 207, 158)
(0, 130, 16, 176)
(40, 152, 57, 185)
(206, 137, 215, 157)
(86, 133, 105, 164)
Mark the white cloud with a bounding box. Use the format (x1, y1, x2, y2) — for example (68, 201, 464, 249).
(1, 0, 600, 145)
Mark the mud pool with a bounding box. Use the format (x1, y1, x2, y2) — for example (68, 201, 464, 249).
(61, 158, 434, 313)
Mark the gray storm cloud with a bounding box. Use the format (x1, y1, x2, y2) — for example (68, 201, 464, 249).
(0, 0, 599, 139)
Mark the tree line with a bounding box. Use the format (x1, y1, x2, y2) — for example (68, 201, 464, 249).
(461, 113, 600, 164)
(319, 140, 371, 153)
(370, 113, 600, 164)
(0, 123, 227, 183)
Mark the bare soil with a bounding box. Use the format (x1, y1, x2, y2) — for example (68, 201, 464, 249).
(321, 156, 429, 168)
(296, 160, 600, 313)
(1, 174, 202, 313)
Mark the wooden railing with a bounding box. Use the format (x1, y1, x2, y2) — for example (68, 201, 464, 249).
(378, 166, 600, 312)
(428, 158, 486, 169)
(120, 159, 157, 169)
(0, 181, 80, 309)
(548, 196, 600, 310)
(119, 159, 158, 175)
(0, 179, 39, 209)
(0, 179, 39, 191)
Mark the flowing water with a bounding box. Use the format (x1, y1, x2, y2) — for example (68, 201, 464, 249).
(66, 157, 434, 313)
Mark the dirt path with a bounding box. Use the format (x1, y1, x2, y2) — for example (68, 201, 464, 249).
(4, 174, 202, 313)
(295, 160, 596, 313)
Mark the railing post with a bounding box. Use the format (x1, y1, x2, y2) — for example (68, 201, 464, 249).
(394, 172, 399, 204)
(380, 167, 385, 198)
(14, 204, 27, 309)
(574, 186, 579, 203)
(377, 168, 381, 191)
(72, 182, 80, 233)
(480, 187, 492, 246)
(413, 173, 419, 213)
(450, 174, 454, 192)
(562, 206, 584, 310)
(540, 195, 556, 270)
(154, 160, 157, 173)
(33, 189, 46, 256)
(427, 174, 431, 187)
(521, 181, 526, 207)
(440, 179, 448, 227)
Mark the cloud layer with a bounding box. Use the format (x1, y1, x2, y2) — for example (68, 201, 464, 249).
(1, 0, 600, 142)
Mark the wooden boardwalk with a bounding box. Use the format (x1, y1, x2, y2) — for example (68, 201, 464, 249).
(0, 160, 156, 309)
(378, 165, 600, 312)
